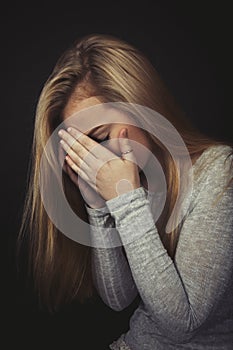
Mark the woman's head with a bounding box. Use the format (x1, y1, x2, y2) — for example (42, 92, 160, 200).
(62, 95, 154, 176)
(43, 33, 199, 187)
(39, 33, 195, 142)
(18, 33, 231, 312)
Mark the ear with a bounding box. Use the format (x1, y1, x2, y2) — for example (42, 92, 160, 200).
(118, 128, 127, 138)
(118, 128, 137, 162)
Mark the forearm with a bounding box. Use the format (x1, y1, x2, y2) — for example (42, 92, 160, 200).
(86, 204, 138, 311)
(105, 188, 197, 338)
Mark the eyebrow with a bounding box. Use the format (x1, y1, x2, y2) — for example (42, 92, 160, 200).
(86, 125, 102, 136)
(85, 124, 109, 137)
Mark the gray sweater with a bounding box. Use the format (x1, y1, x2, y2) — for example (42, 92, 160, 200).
(86, 145, 233, 349)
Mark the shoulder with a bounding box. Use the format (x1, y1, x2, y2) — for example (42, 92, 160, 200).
(192, 144, 233, 183)
(190, 144, 233, 206)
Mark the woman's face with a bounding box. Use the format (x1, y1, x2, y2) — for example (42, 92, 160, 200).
(62, 96, 153, 170)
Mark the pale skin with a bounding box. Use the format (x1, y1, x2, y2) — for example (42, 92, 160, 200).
(58, 96, 156, 208)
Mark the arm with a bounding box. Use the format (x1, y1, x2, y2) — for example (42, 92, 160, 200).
(105, 153, 233, 342)
(85, 204, 138, 311)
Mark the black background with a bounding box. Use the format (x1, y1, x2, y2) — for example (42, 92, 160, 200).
(2, 1, 232, 349)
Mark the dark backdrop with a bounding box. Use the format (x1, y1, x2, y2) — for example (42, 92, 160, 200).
(2, 1, 232, 349)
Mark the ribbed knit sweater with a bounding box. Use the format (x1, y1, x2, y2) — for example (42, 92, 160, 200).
(86, 145, 233, 349)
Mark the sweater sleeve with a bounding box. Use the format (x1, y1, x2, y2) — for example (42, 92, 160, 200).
(105, 151, 233, 342)
(85, 204, 138, 311)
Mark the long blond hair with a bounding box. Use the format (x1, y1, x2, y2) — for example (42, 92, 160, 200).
(18, 33, 233, 312)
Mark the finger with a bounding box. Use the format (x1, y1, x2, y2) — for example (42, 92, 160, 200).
(75, 175, 91, 194)
(65, 155, 95, 190)
(58, 129, 97, 166)
(60, 139, 90, 173)
(66, 127, 117, 162)
(119, 129, 137, 163)
(58, 143, 66, 168)
(66, 162, 78, 184)
(58, 144, 69, 175)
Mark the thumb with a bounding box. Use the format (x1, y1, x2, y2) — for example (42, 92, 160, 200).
(119, 128, 136, 162)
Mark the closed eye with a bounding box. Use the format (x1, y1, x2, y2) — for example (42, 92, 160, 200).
(91, 135, 109, 143)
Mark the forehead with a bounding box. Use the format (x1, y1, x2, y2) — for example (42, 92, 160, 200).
(63, 96, 103, 120)
(62, 96, 133, 134)
(62, 96, 107, 134)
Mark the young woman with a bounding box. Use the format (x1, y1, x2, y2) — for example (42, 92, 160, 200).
(18, 34, 233, 349)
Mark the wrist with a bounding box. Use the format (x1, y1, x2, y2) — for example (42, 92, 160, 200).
(86, 203, 103, 209)
(104, 183, 141, 202)
(85, 202, 109, 216)
(85, 200, 106, 210)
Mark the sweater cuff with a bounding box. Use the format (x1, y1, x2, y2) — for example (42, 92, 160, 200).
(85, 203, 109, 217)
(106, 187, 157, 244)
(84, 203, 113, 228)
